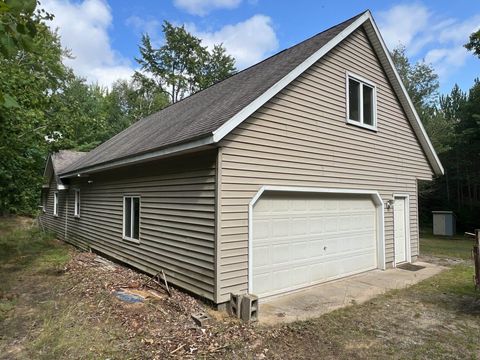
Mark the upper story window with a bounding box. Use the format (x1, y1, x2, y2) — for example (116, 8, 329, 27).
(74, 189, 80, 217)
(123, 196, 140, 242)
(53, 191, 59, 216)
(346, 72, 377, 131)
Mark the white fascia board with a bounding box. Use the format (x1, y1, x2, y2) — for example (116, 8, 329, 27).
(212, 11, 371, 143)
(60, 135, 215, 178)
(363, 16, 444, 176)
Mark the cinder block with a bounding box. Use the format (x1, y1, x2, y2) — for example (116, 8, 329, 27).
(240, 294, 258, 322)
(191, 312, 211, 327)
(229, 293, 243, 318)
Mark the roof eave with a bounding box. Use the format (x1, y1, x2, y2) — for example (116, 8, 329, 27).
(59, 135, 216, 178)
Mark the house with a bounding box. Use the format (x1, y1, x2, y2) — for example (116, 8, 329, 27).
(40, 11, 443, 305)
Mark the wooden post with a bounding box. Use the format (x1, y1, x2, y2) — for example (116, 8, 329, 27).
(474, 229, 480, 290)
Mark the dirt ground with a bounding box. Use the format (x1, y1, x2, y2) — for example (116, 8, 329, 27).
(1, 218, 480, 359)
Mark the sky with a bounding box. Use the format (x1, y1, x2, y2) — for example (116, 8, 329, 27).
(41, 0, 480, 94)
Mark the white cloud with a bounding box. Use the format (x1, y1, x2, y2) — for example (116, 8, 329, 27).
(377, 4, 480, 79)
(43, 0, 135, 87)
(126, 15, 161, 37)
(377, 4, 430, 55)
(189, 14, 278, 68)
(173, 0, 242, 16)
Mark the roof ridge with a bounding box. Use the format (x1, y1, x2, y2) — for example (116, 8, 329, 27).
(145, 10, 369, 113)
(60, 11, 370, 175)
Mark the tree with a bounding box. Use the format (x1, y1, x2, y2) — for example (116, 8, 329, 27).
(0, 24, 73, 214)
(0, 0, 53, 107)
(465, 29, 480, 58)
(104, 79, 169, 138)
(49, 78, 110, 152)
(135, 21, 236, 103)
(391, 45, 439, 113)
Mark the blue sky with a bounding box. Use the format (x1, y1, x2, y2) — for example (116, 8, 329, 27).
(42, 0, 479, 94)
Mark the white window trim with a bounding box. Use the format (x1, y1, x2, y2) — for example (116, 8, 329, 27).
(53, 191, 59, 217)
(74, 189, 80, 218)
(345, 71, 378, 131)
(123, 195, 140, 243)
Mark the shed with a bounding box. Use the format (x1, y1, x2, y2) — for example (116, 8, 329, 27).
(432, 211, 456, 236)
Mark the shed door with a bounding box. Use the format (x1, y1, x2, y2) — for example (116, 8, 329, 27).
(252, 192, 378, 298)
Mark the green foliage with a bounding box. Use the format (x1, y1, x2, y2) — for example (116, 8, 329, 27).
(391, 45, 439, 113)
(104, 79, 169, 137)
(391, 45, 480, 230)
(391, 45, 453, 154)
(421, 110, 455, 155)
(48, 79, 109, 151)
(0, 15, 239, 215)
(465, 29, 480, 58)
(0, 24, 72, 215)
(0, 0, 53, 107)
(135, 21, 236, 103)
(419, 80, 480, 230)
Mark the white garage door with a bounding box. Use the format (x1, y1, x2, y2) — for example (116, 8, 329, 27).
(252, 192, 378, 298)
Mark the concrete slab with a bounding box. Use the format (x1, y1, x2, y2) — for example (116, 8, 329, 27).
(259, 261, 446, 325)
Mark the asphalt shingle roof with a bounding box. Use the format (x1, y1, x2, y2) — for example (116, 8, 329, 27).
(62, 13, 363, 175)
(52, 150, 87, 174)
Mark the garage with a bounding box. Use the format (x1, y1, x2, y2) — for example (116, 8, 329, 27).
(250, 189, 382, 298)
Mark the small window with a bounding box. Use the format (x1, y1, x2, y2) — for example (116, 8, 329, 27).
(74, 189, 80, 217)
(53, 192, 59, 216)
(123, 196, 140, 242)
(42, 192, 47, 213)
(347, 73, 377, 130)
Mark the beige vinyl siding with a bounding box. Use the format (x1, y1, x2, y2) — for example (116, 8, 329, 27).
(217, 27, 433, 302)
(40, 179, 71, 244)
(41, 150, 217, 301)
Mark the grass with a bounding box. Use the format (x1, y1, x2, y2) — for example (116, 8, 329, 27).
(0, 217, 146, 359)
(420, 232, 474, 260)
(1, 217, 480, 359)
(0, 217, 62, 264)
(0, 217, 74, 358)
(246, 234, 480, 359)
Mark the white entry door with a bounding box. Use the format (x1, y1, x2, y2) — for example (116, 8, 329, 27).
(394, 196, 408, 264)
(252, 192, 378, 298)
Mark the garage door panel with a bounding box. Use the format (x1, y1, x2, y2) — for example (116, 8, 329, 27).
(308, 216, 325, 233)
(252, 192, 378, 298)
(272, 243, 290, 264)
(252, 218, 270, 239)
(291, 218, 308, 235)
(253, 246, 269, 267)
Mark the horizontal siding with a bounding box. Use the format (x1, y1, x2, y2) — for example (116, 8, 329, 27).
(217, 28, 432, 302)
(41, 150, 217, 301)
